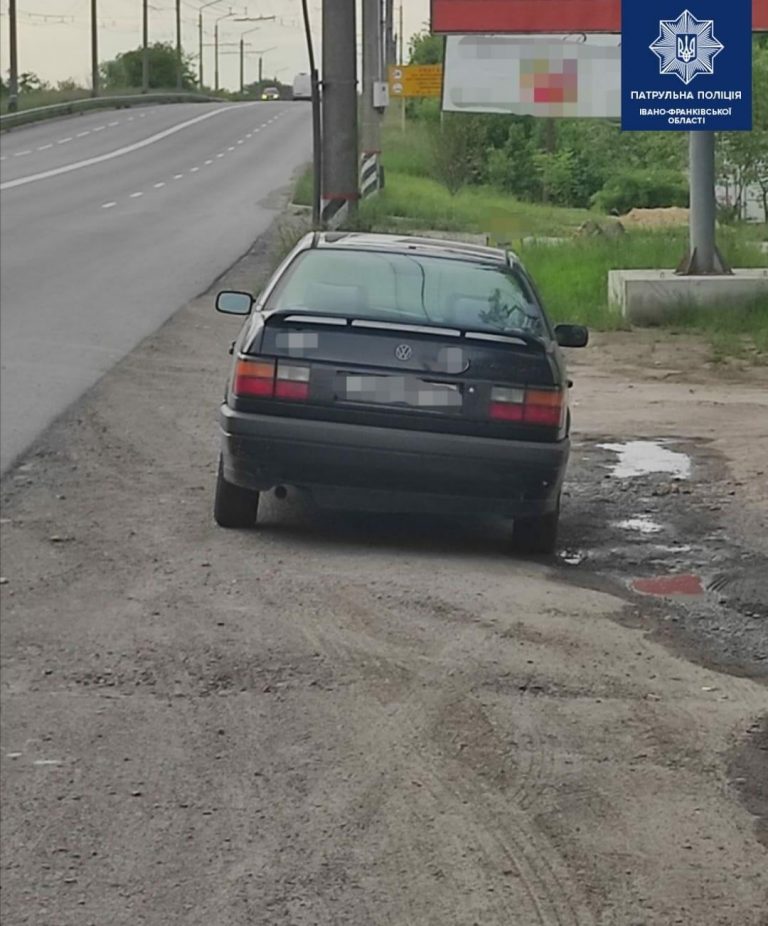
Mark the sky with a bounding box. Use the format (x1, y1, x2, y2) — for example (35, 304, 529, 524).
(1, 0, 432, 91)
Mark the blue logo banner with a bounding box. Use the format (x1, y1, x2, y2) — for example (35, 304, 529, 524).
(621, 0, 752, 131)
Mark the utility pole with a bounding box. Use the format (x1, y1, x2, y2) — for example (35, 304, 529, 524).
(175, 0, 182, 89)
(385, 0, 395, 68)
(142, 0, 149, 92)
(8, 0, 19, 112)
(300, 0, 322, 228)
(90, 0, 99, 97)
(321, 0, 359, 226)
(258, 56, 263, 83)
(198, 1, 222, 91)
(360, 0, 382, 199)
(214, 10, 234, 93)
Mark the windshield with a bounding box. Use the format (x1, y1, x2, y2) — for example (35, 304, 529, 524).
(266, 249, 547, 337)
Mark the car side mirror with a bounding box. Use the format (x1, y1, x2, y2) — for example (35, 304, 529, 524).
(555, 324, 589, 348)
(216, 290, 254, 316)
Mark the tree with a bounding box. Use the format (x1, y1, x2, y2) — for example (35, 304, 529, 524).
(408, 30, 444, 65)
(18, 72, 50, 94)
(101, 43, 196, 91)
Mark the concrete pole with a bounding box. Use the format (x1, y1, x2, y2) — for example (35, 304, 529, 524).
(258, 56, 263, 83)
(361, 0, 382, 197)
(385, 0, 395, 67)
(214, 23, 219, 91)
(8, 0, 19, 112)
(688, 131, 716, 273)
(90, 0, 99, 97)
(198, 13, 204, 88)
(175, 0, 182, 89)
(321, 0, 359, 226)
(142, 0, 149, 92)
(239, 37, 244, 93)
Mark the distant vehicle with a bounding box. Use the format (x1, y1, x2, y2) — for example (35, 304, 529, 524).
(292, 73, 312, 100)
(261, 86, 279, 101)
(212, 232, 589, 553)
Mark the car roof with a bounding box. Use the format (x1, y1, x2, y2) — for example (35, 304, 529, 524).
(310, 232, 521, 268)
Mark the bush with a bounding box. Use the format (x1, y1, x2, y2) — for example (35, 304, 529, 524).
(590, 169, 689, 214)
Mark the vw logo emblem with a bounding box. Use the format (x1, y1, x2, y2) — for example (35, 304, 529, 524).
(394, 343, 412, 362)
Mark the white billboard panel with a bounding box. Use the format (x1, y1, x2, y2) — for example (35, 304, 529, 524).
(443, 35, 621, 117)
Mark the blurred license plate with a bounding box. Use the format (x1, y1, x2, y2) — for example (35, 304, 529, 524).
(345, 375, 461, 409)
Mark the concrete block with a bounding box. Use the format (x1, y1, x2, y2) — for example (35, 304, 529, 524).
(608, 268, 768, 325)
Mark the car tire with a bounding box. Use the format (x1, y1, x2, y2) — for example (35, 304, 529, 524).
(214, 459, 260, 528)
(511, 502, 560, 556)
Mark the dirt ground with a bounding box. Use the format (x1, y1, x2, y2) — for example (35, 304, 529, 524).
(1, 226, 767, 926)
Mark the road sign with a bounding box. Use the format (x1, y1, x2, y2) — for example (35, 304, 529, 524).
(621, 0, 753, 131)
(430, 0, 768, 33)
(388, 65, 443, 98)
(444, 35, 620, 117)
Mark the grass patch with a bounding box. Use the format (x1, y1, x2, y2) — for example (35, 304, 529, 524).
(667, 300, 768, 364)
(362, 173, 597, 239)
(293, 169, 313, 207)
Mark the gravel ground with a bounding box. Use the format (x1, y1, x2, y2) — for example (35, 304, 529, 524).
(1, 223, 766, 926)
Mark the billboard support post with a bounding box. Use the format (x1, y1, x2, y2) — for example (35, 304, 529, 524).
(677, 131, 731, 275)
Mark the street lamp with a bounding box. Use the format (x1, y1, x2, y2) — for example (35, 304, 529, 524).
(198, 1, 223, 90)
(214, 8, 236, 92)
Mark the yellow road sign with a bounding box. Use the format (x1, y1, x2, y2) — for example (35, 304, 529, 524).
(388, 64, 443, 99)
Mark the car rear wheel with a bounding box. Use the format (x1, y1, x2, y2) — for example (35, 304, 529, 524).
(511, 502, 560, 556)
(214, 459, 260, 528)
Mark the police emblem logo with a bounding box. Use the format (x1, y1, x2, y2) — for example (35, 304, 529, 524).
(649, 9, 724, 85)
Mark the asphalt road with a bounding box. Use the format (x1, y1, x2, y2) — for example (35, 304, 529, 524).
(0, 101, 310, 473)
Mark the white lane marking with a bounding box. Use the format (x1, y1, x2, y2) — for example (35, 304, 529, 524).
(1, 105, 249, 192)
(139, 113, 146, 118)
(173, 173, 184, 179)
(204, 159, 213, 165)
(190, 166, 200, 172)
(76, 131, 90, 137)
(108, 121, 119, 127)
(246, 133, 252, 138)
(216, 153, 225, 158)
(227, 146, 235, 151)
(14, 150, 32, 157)
(130, 191, 143, 198)
(153, 181, 165, 188)
(127, 116, 134, 121)
(0, 156, 5, 161)
(101, 202, 116, 208)
(92, 126, 105, 132)
(57, 137, 73, 144)
(33, 759, 62, 766)
(37, 144, 53, 151)
(237, 139, 244, 145)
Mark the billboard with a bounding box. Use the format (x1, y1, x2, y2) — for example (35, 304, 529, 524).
(443, 35, 620, 117)
(431, 0, 768, 33)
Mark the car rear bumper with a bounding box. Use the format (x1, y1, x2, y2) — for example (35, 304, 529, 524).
(219, 405, 569, 516)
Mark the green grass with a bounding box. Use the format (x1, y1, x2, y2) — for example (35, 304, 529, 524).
(517, 230, 768, 328)
(362, 173, 598, 239)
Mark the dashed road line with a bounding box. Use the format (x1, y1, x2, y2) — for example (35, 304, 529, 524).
(76, 131, 90, 137)
(129, 191, 143, 198)
(204, 159, 213, 165)
(93, 126, 105, 132)
(57, 137, 73, 144)
(190, 166, 200, 172)
(14, 150, 32, 157)
(153, 182, 166, 188)
(216, 153, 225, 158)
(101, 201, 116, 209)
(173, 173, 184, 179)
(37, 144, 53, 151)
(108, 121, 119, 127)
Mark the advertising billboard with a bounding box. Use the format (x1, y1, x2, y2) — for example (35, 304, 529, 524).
(443, 35, 621, 117)
(431, 0, 768, 33)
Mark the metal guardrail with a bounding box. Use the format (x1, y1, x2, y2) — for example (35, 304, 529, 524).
(0, 92, 227, 130)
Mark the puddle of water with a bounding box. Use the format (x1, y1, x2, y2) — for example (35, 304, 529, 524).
(598, 441, 691, 480)
(616, 516, 663, 534)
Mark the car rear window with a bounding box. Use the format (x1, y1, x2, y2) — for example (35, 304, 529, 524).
(266, 249, 546, 336)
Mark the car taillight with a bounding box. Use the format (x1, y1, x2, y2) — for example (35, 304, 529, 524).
(489, 386, 525, 421)
(489, 386, 565, 427)
(275, 363, 310, 401)
(232, 359, 311, 401)
(233, 358, 275, 397)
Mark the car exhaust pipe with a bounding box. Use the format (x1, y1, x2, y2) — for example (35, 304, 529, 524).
(274, 485, 288, 500)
